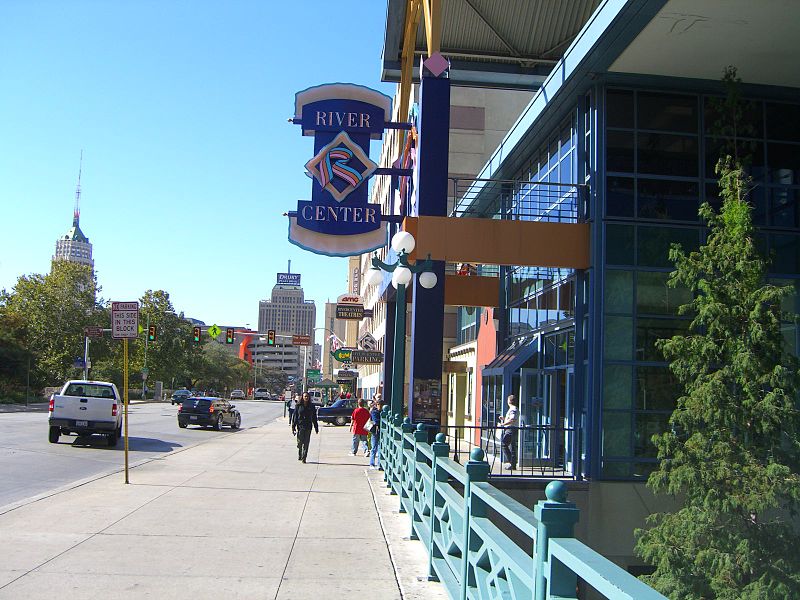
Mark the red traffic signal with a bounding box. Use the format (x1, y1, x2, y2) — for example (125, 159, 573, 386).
(193, 327, 201, 343)
(225, 328, 234, 344)
(267, 329, 276, 345)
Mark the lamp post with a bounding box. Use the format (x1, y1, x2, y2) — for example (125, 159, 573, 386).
(364, 231, 438, 417)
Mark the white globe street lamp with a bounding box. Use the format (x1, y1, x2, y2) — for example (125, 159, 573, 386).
(391, 230, 416, 254)
(365, 267, 383, 288)
(418, 270, 438, 289)
(391, 266, 413, 288)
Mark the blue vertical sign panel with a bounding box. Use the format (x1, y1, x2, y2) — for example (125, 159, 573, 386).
(289, 83, 391, 257)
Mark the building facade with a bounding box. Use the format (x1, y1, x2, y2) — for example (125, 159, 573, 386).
(257, 276, 316, 338)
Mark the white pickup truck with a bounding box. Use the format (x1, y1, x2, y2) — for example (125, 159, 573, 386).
(48, 380, 123, 447)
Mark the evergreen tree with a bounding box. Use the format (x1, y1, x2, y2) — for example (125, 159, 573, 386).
(635, 157, 800, 598)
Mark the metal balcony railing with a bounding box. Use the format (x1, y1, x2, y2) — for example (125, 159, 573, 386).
(439, 423, 581, 480)
(449, 177, 588, 223)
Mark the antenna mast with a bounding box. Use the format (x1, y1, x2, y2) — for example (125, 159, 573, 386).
(73, 150, 83, 227)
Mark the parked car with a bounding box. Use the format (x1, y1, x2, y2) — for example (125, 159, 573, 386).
(48, 380, 123, 446)
(317, 398, 357, 426)
(253, 388, 270, 400)
(230, 389, 245, 400)
(178, 397, 241, 430)
(171, 389, 192, 405)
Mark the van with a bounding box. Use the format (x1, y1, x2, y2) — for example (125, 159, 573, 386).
(307, 389, 324, 406)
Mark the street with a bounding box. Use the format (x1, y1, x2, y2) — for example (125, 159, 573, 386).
(0, 399, 285, 508)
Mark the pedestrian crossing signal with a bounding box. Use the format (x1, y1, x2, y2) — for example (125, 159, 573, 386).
(193, 327, 201, 343)
(225, 328, 234, 344)
(147, 325, 157, 342)
(267, 329, 276, 345)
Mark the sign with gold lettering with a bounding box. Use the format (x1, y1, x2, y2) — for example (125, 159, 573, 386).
(289, 83, 391, 257)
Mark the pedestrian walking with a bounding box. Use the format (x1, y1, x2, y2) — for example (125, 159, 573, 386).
(291, 392, 319, 463)
(349, 399, 371, 456)
(368, 397, 382, 468)
(498, 394, 519, 471)
(287, 392, 298, 422)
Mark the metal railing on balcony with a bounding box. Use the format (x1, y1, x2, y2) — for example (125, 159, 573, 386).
(439, 423, 581, 480)
(378, 410, 666, 600)
(448, 177, 588, 223)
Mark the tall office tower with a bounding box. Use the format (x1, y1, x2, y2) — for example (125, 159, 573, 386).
(52, 155, 94, 271)
(257, 272, 316, 338)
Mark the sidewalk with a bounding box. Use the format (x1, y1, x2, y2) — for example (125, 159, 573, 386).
(0, 416, 446, 600)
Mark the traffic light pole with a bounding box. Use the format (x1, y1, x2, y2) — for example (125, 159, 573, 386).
(83, 336, 90, 380)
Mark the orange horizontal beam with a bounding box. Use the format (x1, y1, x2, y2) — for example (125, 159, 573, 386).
(444, 275, 499, 307)
(405, 216, 589, 268)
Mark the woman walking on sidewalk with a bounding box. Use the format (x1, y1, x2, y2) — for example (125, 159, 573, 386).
(291, 392, 318, 463)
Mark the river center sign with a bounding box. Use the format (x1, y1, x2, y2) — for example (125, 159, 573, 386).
(288, 83, 392, 257)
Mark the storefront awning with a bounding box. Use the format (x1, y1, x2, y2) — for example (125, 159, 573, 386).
(482, 333, 539, 377)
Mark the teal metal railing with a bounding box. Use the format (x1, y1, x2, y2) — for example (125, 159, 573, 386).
(378, 409, 666, 600)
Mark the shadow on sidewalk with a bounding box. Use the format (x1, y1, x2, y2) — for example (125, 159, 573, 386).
(65, 435, 183, 453)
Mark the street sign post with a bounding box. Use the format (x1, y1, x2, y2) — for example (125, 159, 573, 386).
(84, 326, 104, 338)
(111, 302, 139, 340)
(111, 301, 138, 486)
(292, 334, 311, 346)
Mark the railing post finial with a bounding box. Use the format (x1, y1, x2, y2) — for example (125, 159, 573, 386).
(533, 481, 580, 600)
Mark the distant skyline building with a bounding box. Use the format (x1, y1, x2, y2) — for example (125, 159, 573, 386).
(257, 271, 316, 339)
(52, 154, 93, 271)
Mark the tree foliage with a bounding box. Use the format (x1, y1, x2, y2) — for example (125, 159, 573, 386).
(0, 261, 101, 387)
(635, 159, 800, 598)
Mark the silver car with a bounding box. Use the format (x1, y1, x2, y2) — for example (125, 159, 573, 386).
(230, 389, 245, 400)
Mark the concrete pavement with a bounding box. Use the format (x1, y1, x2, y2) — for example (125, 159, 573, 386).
(0, 415, 447, 600)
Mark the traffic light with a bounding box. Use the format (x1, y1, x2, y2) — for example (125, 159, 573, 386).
(193, 327, 201, 343)
(225, 328, 234, 344)
(147, 325, 157, 342)
(267, 329, 276, 346)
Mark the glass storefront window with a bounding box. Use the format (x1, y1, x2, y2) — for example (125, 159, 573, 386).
(605, 270, 633, 314)
(602, 411, 631, 457)
(607, 89, 634, 129)
(634, 413, 670, 458)
(603, 364, 633, 409)
(637, 92, 698, 133)
(606, 176, 635, 218)
(636, 271, 691, 315)
(606, 224, 635, 265)
(638, 226, 699, 267)
(636, 366, 680, 411)
(636, 317, 689, 361)
(637, 178, 699, 221)
(604, 315, 633, 360)
(606, 131, 634, 172)
(638, 133, 698, 177)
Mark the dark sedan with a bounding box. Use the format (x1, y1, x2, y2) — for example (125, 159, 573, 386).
(316, 398, 357, 426)
(171, 389, 193, 405)
(178, 397, 241, 430)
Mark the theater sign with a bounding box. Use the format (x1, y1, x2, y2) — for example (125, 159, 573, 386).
(288, 83, 392, 256)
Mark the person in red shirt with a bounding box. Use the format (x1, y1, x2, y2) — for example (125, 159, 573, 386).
(350, 399, 371, 456)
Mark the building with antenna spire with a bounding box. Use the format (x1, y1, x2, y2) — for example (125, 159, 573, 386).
(52, 153, 94, 270)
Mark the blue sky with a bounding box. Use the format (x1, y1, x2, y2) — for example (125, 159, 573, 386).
(0, 0, 394, 338)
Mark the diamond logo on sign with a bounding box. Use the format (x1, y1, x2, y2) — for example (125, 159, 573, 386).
(208, 324, 221, 339)
(305, 132, 377, 202)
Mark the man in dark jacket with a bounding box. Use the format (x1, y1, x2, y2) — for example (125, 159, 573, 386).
(291, 392, 319, 463)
